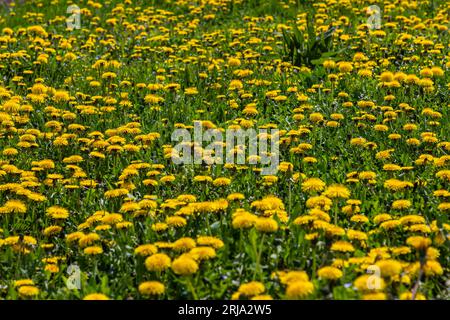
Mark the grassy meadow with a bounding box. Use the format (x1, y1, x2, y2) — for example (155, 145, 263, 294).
(0, 0, 449, 300)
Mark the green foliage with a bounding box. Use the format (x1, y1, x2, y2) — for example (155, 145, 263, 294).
(236, 0, 297, 18)
(0, 0, 449, 301)
(281, 19, 339, 68)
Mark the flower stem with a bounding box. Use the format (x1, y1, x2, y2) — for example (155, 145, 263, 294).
(186, 276, 198, 300)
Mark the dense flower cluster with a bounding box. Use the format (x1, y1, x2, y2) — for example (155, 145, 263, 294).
(0, 0, 448, 300)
